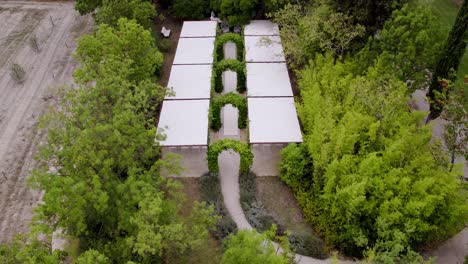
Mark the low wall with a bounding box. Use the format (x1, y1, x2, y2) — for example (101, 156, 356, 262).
(162, 146, 208, 177)
(251, 143, 287, 176)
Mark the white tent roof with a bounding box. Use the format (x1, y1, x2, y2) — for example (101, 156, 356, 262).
(158, 100, 210, 146)
(244, 20, 280, 36)
(247, 63, 293, 97)
(248, 97, 302, 143)
(180, 21, 217, 38)
(166, 65, 212, 100)
(245, 36, 285, 62)
(173, 37, 215, 65)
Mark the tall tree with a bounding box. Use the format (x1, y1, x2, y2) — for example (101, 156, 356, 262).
(428, 0, 468, 119)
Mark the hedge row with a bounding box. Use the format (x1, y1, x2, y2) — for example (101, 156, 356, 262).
(214, 33, 245, 63)
(212, 59, 247, 93)
(207, 139, 253, 173)
(209, 92, 248, 131)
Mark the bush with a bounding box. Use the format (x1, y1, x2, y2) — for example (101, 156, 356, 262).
(10, 63, 26, 84)
(157, 38, 172, 53)
(212, 59, 246, 93)
(278, 143, 313, 192)
(209, 92, 248, 131)
(171, 0, 209, 19)
(214, 33, 244, 63)
(211, 0, 258, 27)
(200, 173, 237, 239)
(288, 233, 327, 259)
(207, 139, 253, 174)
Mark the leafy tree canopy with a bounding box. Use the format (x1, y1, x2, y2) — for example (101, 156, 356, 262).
(95, 0, 156, 29)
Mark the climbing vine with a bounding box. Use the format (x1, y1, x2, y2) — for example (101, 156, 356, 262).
(214, 33, 245, 62)
(209, 92, 248, 131)
(207, 139, 253, 173)
(212, 59, 247, 93)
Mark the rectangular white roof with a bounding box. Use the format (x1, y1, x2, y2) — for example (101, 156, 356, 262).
(244, 20, 280, 36)
(247, 63, 293, 97)
(245, 36, 285, 63)
(248, 97, 302, 143)
(173, 37, 215, 65)
(180, 21, 217, 38)
(158, 100, 210, 146)
(166, 65, 212, 100)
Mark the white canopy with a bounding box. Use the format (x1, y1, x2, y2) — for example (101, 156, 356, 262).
(180, 21, 217, 38)
(246, 63, 293, 97)
(244, 36, 285, 63)
(173, 37, 215, 65)
(248, 97, 302, 143)
(244, 20, 280, 36)
(158, 100, 210, 146)
(166, 65, 212, 100)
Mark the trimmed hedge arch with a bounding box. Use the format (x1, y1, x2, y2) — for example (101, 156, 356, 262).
(213, 59, 246, 93)
(209, 92, 248, 131)
(207, 139, 253, 173)
(214, 33, 245, 62)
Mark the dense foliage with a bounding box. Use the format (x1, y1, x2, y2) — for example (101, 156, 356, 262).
(209, 92, 248, 131)
(26, 18, 217, 263)
(211, 0, 259, 26)
(428, 0, 468, 118)
(0, 235, 65, 264)
(207, 139, 253, 173)
(95, 0, 156, 29)
(214, 33, 245, 62)
(171, 0, 210, 19)
(213, 59, 247, 93)
(279, 54, 467, 261)
(221, 229, 291, 264)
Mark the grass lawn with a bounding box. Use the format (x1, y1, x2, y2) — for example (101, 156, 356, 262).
(171, 178, 223, 264)
(429, 0, 467, 78)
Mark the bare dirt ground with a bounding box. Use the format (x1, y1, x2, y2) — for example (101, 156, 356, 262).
(0, 1, 93, 243)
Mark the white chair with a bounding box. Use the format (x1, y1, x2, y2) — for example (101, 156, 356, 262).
(161, 26, 171, 38)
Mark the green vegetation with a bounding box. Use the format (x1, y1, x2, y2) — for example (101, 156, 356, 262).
(10, 63, 26, 84)
(207, 139, 253, 173)
(221, 228, 292, 264)
(214, 33, 245, 62)
(171, 0, 210, 19)
(428, 0, 467, 118)
(209, 92, 248, 131)
(213, 59, 246, 93)
(0, 234, 65, 263)
(211, 0, 258, 26)
(279, 53, 467, 261)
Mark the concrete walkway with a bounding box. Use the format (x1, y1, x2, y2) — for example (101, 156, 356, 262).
(425, 228, 468, 264)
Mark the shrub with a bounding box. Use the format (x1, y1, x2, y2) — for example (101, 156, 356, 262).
(214, 33, 244, 63)
(171, 0, 209, 19)
(288, 233, 327, 259)
(278, 143, 313, 192)
(10, 63, 26, 84)
(212, 59, 246, 93)
(209, 92, 248, 131)
(211, 0, 258, 27)
(200, 173, 237, 239)
(157, 38, 172, 53)
(207, 139, 253, 173)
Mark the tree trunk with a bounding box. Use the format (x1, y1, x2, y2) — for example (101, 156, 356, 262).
(428, 0, 468, 120)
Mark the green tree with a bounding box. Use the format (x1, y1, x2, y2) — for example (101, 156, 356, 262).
(356, 4, 444, 91)
(171, 0, 210, 19)
(212, 0, 259, 26)
(74, 18, 163, 84)
(282, 54, 467, 260)
(75, 0, 102, 15)
(76, 249, 110, 264)
(95, 0, 156, 29)
(428, 0, 468, 119)
(0, 234, 64, 264)
(222, 229, 290, 264)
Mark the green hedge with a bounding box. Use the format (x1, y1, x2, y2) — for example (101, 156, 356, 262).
(207, 139, 253, 173)
(214, 33, 244, 63)
(212, 59, 247, 93)
(209, 92, 247, 131)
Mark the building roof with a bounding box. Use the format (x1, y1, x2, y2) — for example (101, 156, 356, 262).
(166, 65, 212, 100)
(173, 37, 215, 65)
(248, 97, 302, 143)
(244, 20, 280, 36)
(180, 21, 218, 38)
(246, 63, 293, 97)
(244, 36, 285, 63)
(158, 100, 210, 146)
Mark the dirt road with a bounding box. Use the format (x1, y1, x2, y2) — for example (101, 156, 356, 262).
(0, 1, 93, 243)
